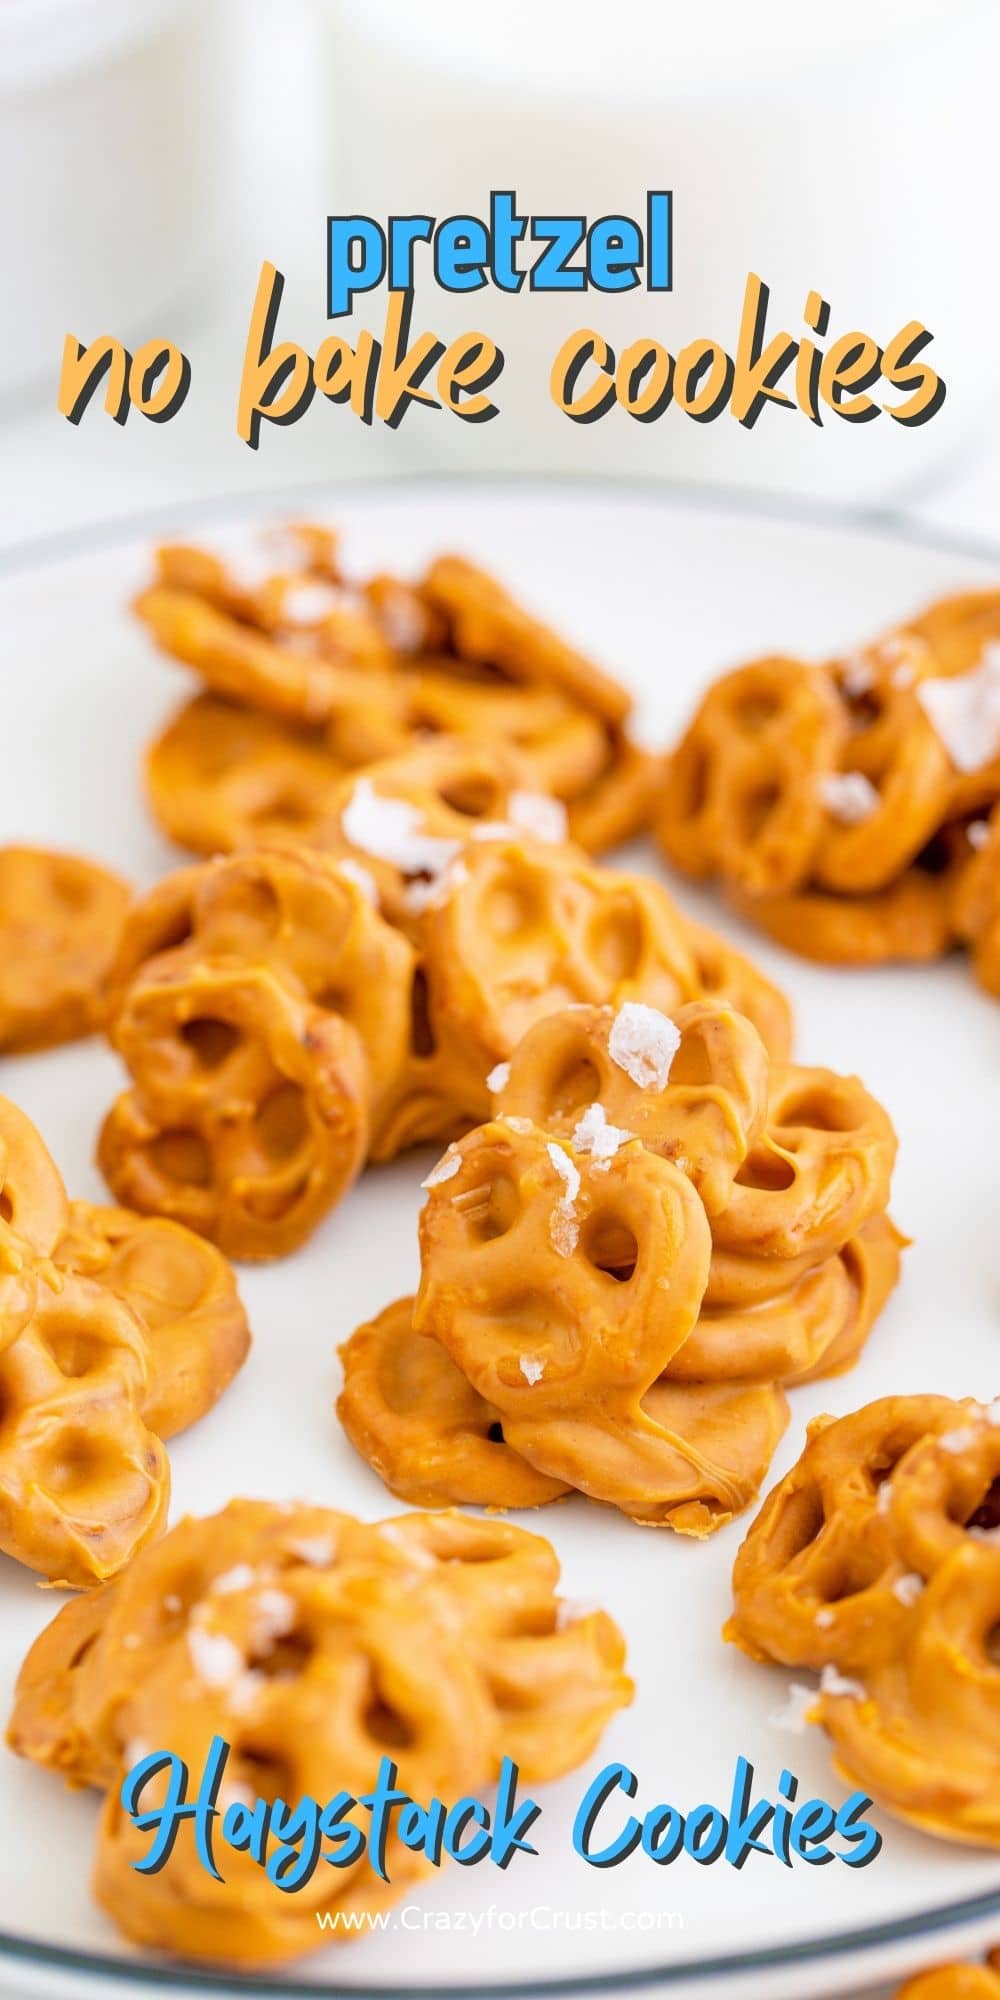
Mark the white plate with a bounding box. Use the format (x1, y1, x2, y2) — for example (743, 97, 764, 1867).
(0, 481, 997, 2000)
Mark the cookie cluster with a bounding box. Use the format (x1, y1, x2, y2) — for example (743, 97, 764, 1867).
(99, 823, 792, 1257)
(339, 998, 901, 1533)
(137, 524, 651, 858)
(8, 1499, 631, 1967)
(657, 590, 1000, 983)
(728, 1394, 1000, 1847)
(0, 1096, 248, 1583)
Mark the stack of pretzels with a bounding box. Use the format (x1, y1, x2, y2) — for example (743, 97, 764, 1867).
(0, 1095, 248, 1584)
(98, 820, 792, 1259)
(8, 1500, 631, 1967)
(728, 1394, 1000, 1848)
(657, 590, 1000, 984)
(137, 524, 652, 859)
(339, 997, 902, 1534)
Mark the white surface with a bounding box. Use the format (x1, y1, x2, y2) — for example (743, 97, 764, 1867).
(3, 0, 1000, 543)
(0, 484, 996, 1999)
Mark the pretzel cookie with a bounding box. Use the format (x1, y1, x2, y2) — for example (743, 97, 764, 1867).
(0, 1096, 248, 1583)
(728, 1395, 1000, 1847)
(100, 844, 414, 1258)
(8, 1499, 631, 1967)
(658, 590, 1000, 987)
(135, 524, 651, 855)
(0, 846, 130, 1050)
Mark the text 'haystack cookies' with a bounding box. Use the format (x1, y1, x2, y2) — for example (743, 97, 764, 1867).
(657, 591, 1000, 982)
(8, 1500, 631, 1968)
(339, 999, 901, 1533)
(728, 1395, 1000, 1847)
(0, 1096, 248, 1584)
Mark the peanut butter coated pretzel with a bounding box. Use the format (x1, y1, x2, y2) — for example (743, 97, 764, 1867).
(100, 844, 414, 1258)
(896, 1956, 1000, 1999)
(0, 846, 131, 1051)
(8, 1498, 631, 1967)
(340, 999, 900, 1530)
(728, 1395, 1000, 1847)
(0, 1097, 248, 1583)
(658, 590, 1000, 985)
(146, 694, 351, 856)
(952, 804, 1000, 998)
(136, 522, 652, 856)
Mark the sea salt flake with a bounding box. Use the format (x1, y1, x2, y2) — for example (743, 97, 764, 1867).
(838, 653, 875, 698)
(519, 1356, 545, 1385)
(547, 1143, 581, 1257)
(770, 1682, 817, 1734)
(422, 1148, 461, 1189)
(814, 1607, 836, 1630)
(608, 1003, 680, 1090)
(501, 1115, 532, 1134)
(471, 821, 516, 841)
(875, 1481, 893, 1514)
(341, 777, 461, 876)
(968, 819, 992, 852)
(917, 647, 1000, 774)
(228, 1670, 266, 1714)
(508, 791, 568, 845)
(122, 1633, 141, 1650)
(188, 1628, 245, 1689)
(892, 1572, 924, 1606)
(211, 1563, 255, 1596)
(280, 580, 348, 626)
(819, 770, 880, 826)
(984, 1399, 1000, 1427)
(486, 1062, 511, 1093)
(556, 1598, 602, 1631)
(287, 1536, 334, 1568)
(940, 1427, 979, 1453)
(163, 1594, 183, 1615)
(401, 856, 468, 915)
(250, 1588, 296, 1652)
(572, 1102, 632, 1163)
(820, 1665, 866, 1701)
(336, 858, 378, 905)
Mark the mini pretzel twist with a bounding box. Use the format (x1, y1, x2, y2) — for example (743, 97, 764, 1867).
(316, 737, 569, 930)
(659, 659, 847, 894)
(0, 846, 131, 1052)
(100, 846, 414, 1258)
(728, 1396, 1000, 1848)
(54, 1201, 249, 1440)
(145, 694, 350, 856)
(496, 1000, 771, 1217)
(7, 1498, 631, 1967)
(0, 1097, 248, 1584)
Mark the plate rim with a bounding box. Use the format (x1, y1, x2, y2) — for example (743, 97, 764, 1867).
(1, 473, 998, 1997)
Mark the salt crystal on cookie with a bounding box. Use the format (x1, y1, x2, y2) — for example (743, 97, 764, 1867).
(608, 1002, 680, 1090)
